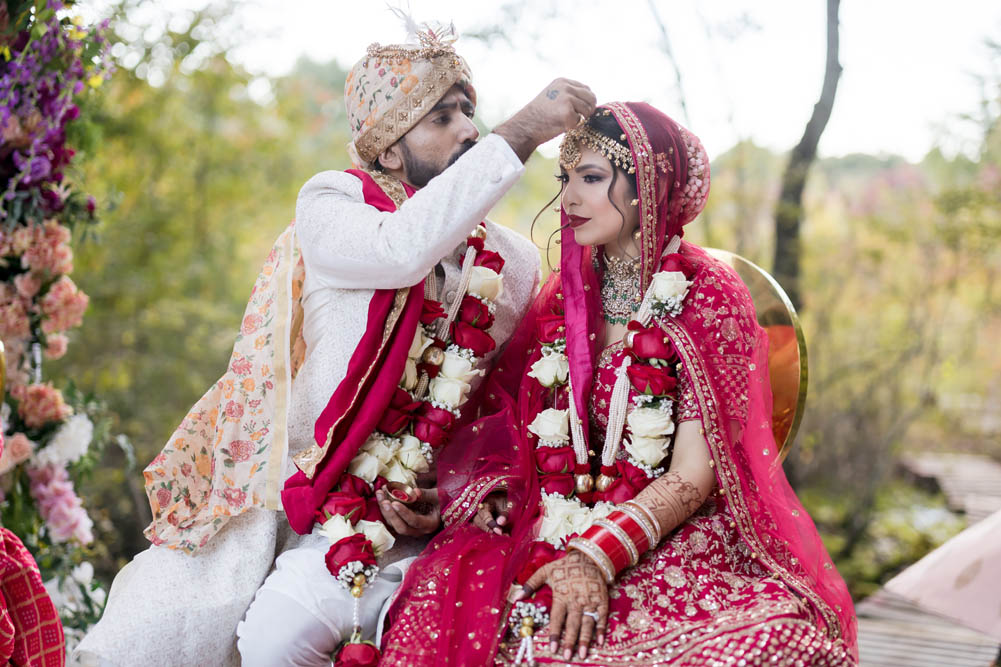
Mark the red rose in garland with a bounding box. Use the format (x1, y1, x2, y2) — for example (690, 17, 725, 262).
(458, 295, 494, 329)
(659, 252, 696, 279)
(324, 534, 377, 577)
(625, 321, 677, 361)
(474, 249, 505, 273)
(413, 403, 456, 448)
(377, 387, 421, 435)
(452, 321, 496, 356)
(534, 445, 576, 474)
(596, 459, 654, 504)
(539, 473, 575, 496)
(335, 641, 381, 667)
(316, 492, 367, 525)
(627, 364, 679, 397)
(420, 298, 446, 325)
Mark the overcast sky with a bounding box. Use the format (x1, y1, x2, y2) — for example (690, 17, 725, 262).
(86, 1, 1001, 162)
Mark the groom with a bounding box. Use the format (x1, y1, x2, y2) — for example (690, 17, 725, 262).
(76, 25, 595, 667)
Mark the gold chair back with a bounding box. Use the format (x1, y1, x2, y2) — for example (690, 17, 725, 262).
(704, 249, 807, 460)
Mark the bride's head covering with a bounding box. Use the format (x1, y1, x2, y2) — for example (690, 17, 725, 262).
(558, 103, 710, 291)
(344, 17, 475, 168)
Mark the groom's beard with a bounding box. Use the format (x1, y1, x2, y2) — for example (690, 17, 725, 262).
(400, 140, 477, 188)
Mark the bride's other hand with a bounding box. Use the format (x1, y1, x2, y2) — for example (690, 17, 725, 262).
(471, 490, 512, 535)
(520, 550, 608, 660)
(493, 78, 597, 163)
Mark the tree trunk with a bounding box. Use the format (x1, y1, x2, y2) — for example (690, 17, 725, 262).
(772, 0, 842, 310)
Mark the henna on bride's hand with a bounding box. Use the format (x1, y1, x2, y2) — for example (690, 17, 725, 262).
(634, 470, 705, 534)
(522, 550, 608, 660)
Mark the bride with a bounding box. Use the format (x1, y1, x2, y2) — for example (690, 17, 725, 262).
(378, 102, 858, 665)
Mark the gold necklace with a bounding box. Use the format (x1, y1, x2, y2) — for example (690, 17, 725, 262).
(600, 252, 642, 325)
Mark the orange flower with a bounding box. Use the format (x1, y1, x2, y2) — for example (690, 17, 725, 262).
(400, 75, 418, 95)
(223, 379, 235, 399)
(255, 335, 267, 350)
(242, 378, 256, 393)
(196, 454, 212, 477)
(391, 59, 411, 75)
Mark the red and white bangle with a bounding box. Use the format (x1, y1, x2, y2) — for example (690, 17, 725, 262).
(567, 536, 616, 583)
(623, 500, 662, 541)
(616, 503, 660, 551)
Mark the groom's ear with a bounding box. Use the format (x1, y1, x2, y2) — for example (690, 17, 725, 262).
(378, 143, 404, 172)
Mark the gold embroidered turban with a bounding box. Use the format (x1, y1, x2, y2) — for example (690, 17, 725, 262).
(344, 24, 476, 167)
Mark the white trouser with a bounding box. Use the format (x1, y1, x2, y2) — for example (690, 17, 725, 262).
(237, 530, 412, 667)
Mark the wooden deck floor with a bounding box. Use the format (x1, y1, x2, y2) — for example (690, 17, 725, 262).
(855, 452, 1001, 666)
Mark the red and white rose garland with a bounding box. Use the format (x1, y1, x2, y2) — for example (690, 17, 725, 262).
(316, 224, 505, 664)
(510, 247, 697, 658)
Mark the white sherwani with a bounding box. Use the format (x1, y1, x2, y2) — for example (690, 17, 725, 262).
(75, 135, 540, 666)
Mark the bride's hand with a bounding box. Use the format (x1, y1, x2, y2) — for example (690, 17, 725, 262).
(471, 490, 512, 535)
(519, 550, 608, 660)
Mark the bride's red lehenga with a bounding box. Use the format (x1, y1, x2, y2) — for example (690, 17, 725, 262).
(380, 102, 858, 666)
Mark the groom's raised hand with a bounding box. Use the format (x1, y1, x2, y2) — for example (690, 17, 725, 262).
(493, 78, 597, 163)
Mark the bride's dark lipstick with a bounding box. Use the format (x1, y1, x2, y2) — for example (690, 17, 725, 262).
(567, 214, 591, 229)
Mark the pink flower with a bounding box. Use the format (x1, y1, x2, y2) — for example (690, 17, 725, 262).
(221, 487, 247, 507)
(0, 298, 31, 339)
(231, 356, 252, 376)
(40, 275, 88, 334)
(21, 221, 74, 276)
(224, 401, 244, 420)
(228, 440, 254, 462)
(26, 464, 94, 544)
(44, 333, 68, 360)
(241, 314, 263, 336)
(0, 432, 35, 475)
(155, 487, 172, 510)
(14, 272, 41, 299)
(16, 382, 72, 429)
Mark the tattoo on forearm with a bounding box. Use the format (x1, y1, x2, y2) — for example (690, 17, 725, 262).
(546, 89, 560, 100)
(634, 472, 705, 535)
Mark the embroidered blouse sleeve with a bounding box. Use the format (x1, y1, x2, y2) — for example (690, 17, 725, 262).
(295, 134, 524, 290)
(676, 361, 702, 423)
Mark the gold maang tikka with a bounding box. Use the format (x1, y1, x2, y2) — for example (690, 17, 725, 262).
(559, 118, 636, 174)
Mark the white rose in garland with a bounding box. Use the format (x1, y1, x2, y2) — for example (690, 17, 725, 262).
(527, 408, 570, 446)
(347, 452, 382, 483)
(440, 349, 483, 384)
(626, 406, 675, 438)
(317, 513, 356, 544)
(624, 435, 671, 467)
(467, 266, 504, 301)
(428, 376, 471, 408)
(356, 519, 396, 555)
(383, 459, 417, 486)
(527, 351, 569, 388)
(396, 435, 430, 474)
(648, 270, 692, 317)
(360, 436, 397, 465)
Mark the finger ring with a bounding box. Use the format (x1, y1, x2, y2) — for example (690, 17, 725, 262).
(582, 611, 599, 621)
(477, 503, 486, 510)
